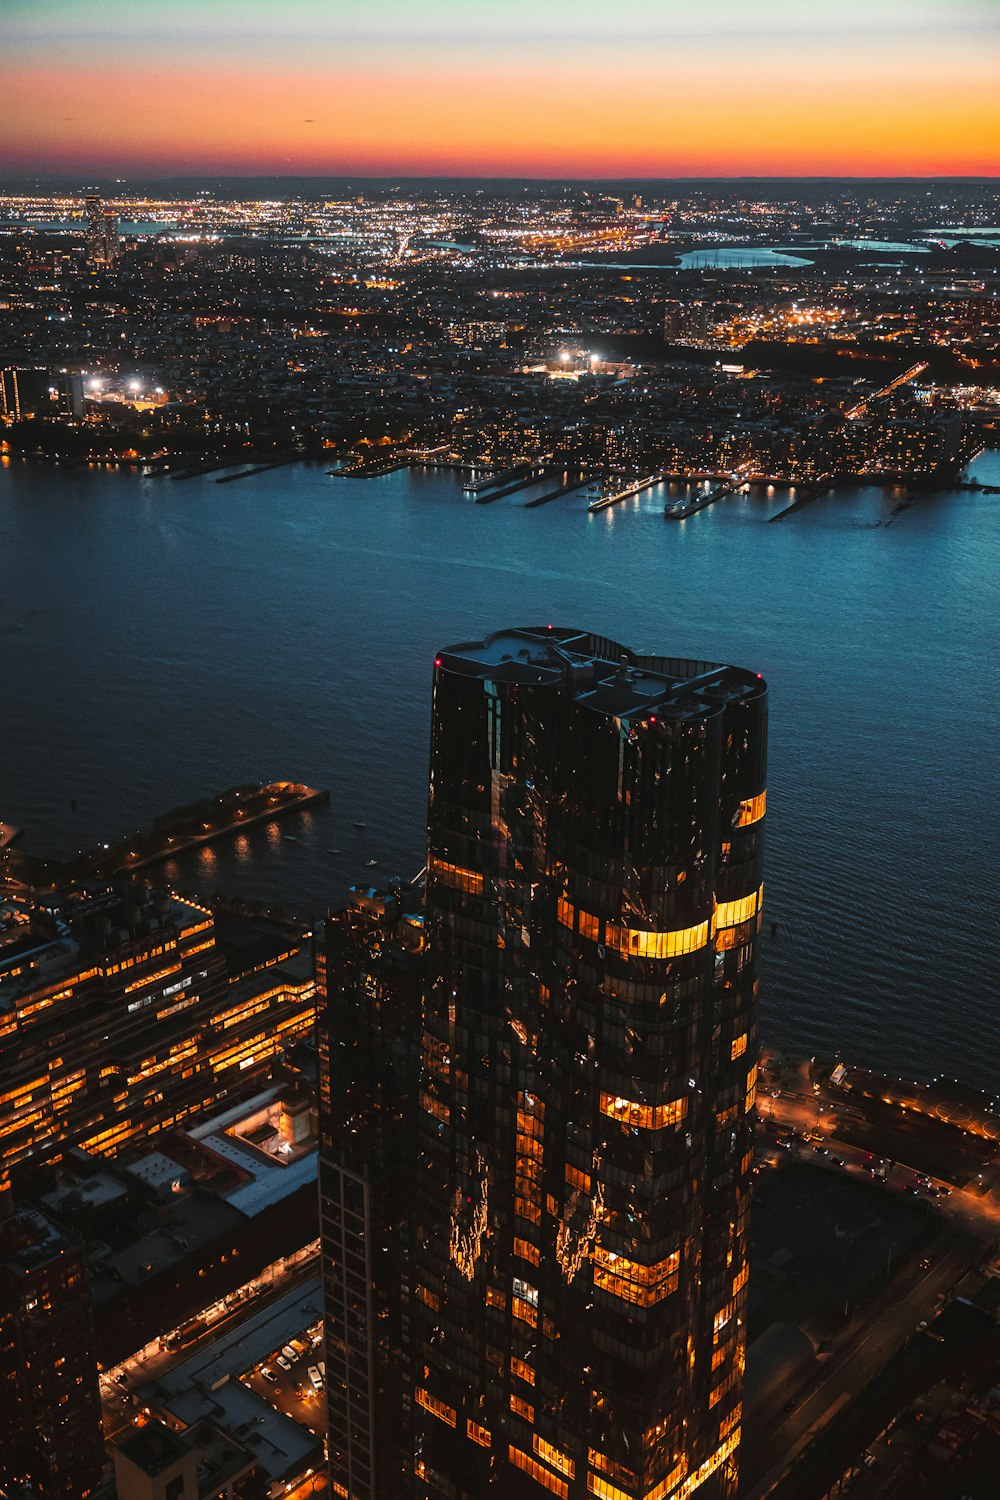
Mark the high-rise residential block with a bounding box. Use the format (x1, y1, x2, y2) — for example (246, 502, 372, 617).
(320, 627, 767, 1500)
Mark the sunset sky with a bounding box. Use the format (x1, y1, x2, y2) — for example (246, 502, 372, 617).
(2, 0, 998, 178)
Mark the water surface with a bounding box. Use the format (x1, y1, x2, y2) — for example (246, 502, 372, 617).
(2, 457, 998, 1089)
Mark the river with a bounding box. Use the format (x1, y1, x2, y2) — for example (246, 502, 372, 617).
(2, 456, 998, 1088)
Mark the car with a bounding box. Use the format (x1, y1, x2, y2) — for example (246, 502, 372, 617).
(307, 1364, 323, 1391)
(261, 1366, 278, 1383)
(831, 1156, 845, 1167)
(919, 1256, 933, 1269)
(813, 1145, 830, 1157)
(276, 1355, 292, 1371)
(938, 1185, 952, 1196)
(281, 1345, 299, 1363)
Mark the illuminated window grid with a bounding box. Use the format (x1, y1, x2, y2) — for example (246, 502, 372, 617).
(509, 1446, 569, 1498)
(534, 1436, 575, 1479)
(715, 885, 764, 930)
(467, 1419, 491, 1447)
(744, 1062, 757, 1115)
(587, 1475, 638, 1500)
(709, 1367, 740, 1409)
(127, 1040, 197, 1086)
(588, 1449, 639, 1491)
(720, 1404, 742, 1439)
(511, 1355, 535, 1385)
(599, 1094, 687, 1131)
(732, 1263, 748, 1296)
(592, 1247, 680, 1307)
(81, 1118, 134, 1155)
(52, 1071, 87, 1110)
(182, 937, 215, 957)
(416, 1283, 441, 1311)
(420, 1088, 450, 1123)
(713, 1300, 736, 1342)
(209, 1032, 276, 1073)
(516, 1091, 544, 1225)
(730, 1032, 748, 1061)
(0, 1075, 51, 1112)
(513, 1295, 538, 1328)
(218, 996, 271, 1029)
(415, 1387, 457, 1428)
(123, 962, 182, 995)
(735, 791, 766, 826)
(510, 1392, 535, 1422)
(566, 1163, 591, 1192)
(428, 857, 485, 896)
(514, 1236, 540, 1266)
(558, 898, 710, 959)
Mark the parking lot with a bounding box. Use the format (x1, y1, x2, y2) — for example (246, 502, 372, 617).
(241, 1319, 327, 1438)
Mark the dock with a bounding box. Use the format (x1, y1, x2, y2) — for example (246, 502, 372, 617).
(588, 475, 663, 513)
(169, 457, 245, 481)
(462, 461, 535, 496)
(63, 783, 331, 882)
(475, 466, 548, 503)
(0, 822, 23, 852)
(664, 478, 742, 520)
(523, 473, 588, 508)
(768, 477, 836, 522)
(331, 459, 409, 478)
(216, 459, 297, 483)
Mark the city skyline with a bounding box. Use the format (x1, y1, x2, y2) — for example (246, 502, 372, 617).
(3, 0, 998, 178)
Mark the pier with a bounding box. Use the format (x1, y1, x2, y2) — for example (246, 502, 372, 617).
(587, 474, 663, 513)
(331, 458, 409, 478)
(475, 465, 548, 503)
(64, 782, 330, 881)
(663, 477, 742, 519)
(463, 461, 536, 496)
(216, 459, 297, 483)
(523, 473, 588, 508)
(769, 477, 836, 522)
(169, 456, 245, 481)
(0, 822, 23, 852)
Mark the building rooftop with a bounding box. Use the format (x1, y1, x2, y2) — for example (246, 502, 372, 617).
(139, 1278, 323, 1484)
(436, 626, 765, 723)
(0, 1205, 67, 1273)
(115, 1419, 190, 1476)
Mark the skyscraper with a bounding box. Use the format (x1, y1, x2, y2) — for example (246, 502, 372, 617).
(0, 1206, 105, 1499)
(84, 192, 119, 267)
(320, 627, 766, 1500)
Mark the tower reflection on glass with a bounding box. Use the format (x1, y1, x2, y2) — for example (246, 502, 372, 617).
(319, 627, 767, 1500)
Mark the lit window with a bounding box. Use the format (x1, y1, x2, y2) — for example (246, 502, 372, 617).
(735, 791, 766, 826)
(599, 1094, 687, 1131)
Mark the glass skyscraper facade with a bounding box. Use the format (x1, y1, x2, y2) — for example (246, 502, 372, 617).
(319, 626, 766, 1500)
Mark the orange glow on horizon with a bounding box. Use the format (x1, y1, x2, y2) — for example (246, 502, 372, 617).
(3, 53, 998, 178)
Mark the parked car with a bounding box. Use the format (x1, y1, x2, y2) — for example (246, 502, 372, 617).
(308, 1364, 323, 1391)
(261, 1367, 278, 1384)
(282, 1345, 299, 1363)
(276, 1355, 292, 1371)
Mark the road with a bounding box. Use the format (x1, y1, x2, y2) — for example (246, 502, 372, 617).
(743, 1232, 980, 1495)
(757, 1054, 1000, 1240)
(100, 1247, 321, 1442)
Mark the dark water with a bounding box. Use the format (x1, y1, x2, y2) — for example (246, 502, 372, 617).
(2, 457, 999, 1089)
